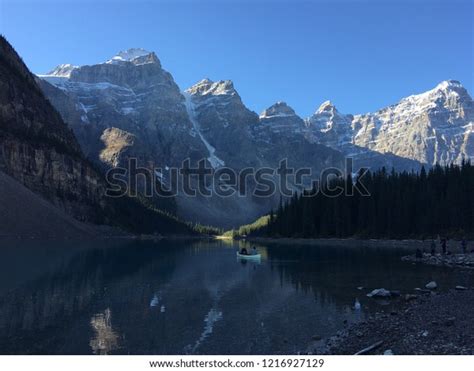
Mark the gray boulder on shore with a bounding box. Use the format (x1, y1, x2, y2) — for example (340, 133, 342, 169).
(367, 288, 392, 298)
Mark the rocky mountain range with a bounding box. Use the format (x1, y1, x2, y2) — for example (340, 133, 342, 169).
(38, 49, 344, 227)
(305, 81, 473, 168)
(36, 47, 473, 228)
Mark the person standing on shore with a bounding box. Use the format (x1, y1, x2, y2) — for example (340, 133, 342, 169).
(431, 240, 436, 256)
(441, 238, 447, 255)
(416, 248, 423, 261)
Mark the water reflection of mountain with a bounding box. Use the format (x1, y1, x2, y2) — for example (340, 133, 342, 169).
(89, 308, 119, 355)
(0, 240, 182, 354)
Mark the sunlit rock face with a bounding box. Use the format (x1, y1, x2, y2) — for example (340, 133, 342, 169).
(351, 80, 473, 166)
(99, 128, 136, 168)
(90, 308, 120, 355)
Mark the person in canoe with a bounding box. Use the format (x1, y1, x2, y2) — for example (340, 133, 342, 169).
(251, 246, 258, 255)
(239, 247, 249, 255)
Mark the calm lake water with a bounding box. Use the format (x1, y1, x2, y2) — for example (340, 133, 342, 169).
(0, 238, 471, 355)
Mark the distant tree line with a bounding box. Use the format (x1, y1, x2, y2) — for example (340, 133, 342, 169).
(191, 223, 223, 236)
(223, 215, 270, 238)
(262, 161, 474, 239)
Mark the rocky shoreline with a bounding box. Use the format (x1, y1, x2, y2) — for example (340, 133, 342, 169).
(309, 285, 474, 355)
(402, 253, 474, 269)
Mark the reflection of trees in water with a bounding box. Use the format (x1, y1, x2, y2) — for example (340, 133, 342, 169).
(265, 245, 408, 310)
(89, 308, 119, 355)
(0, 241, 182, 354)
(264, 243, 474, 312)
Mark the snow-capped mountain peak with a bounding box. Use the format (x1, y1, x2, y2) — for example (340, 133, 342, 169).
(306, 80, 473, 166)
(306, 100, 353, 142)
(316, 100, 337, 113)
(259, 101, 297, 119)
(106, 48, 159, 66)
(256, 102, 306, 137)
(110, 48, 150, 61)
(395, 79, 469, 112)
(41, 64, 78, 78)
(436, 79, 464, 90)
(186, 79, 237, 97)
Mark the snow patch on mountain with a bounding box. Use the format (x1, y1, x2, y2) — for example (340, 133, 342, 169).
(187, 79, 237, 97)
(316, 100, 334, 113)
(307, 80, 473, 166)
(305, 101, 354, 145)
(257, 102, 306, 137)
(39, 64, 78, 78)
(259, 101, 297, 119)
(182, 91, 225, 169)
(107, 48, 151, 63)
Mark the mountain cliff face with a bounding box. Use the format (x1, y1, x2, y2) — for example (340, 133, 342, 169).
(305, 101, 423, 171)
(306, 81, 473, 168)
(184, 79, 259, 169)
(178, 79, 266, 226)
(0, 37, 191, 235)
(0, 36, 106, 222)
(352, 80, 473, 166)
(38, 48, 207, 170)
(181, 85, 345, 226)
(257, 102, 306, 136)
(253, 101, 343, 187)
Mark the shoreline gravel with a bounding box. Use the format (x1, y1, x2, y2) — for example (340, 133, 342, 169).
(308, 286, 474, 355)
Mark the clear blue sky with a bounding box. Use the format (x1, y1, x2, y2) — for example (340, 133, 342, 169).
(1, 0, 472, 117)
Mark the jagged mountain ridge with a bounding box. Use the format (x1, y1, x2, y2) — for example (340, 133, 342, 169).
(181, 80, 344, 226)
